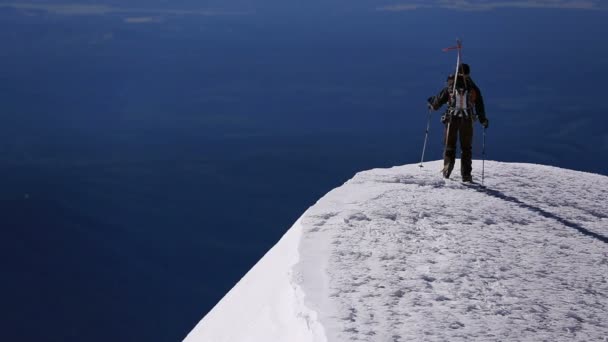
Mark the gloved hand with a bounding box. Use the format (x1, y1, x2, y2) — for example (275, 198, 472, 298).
(480, 118, 489, 129)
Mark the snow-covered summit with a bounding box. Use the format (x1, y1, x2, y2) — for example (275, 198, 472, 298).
(185, 160, 608, 342)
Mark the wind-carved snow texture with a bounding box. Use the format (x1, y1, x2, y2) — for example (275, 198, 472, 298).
(298, 160, 608, 342)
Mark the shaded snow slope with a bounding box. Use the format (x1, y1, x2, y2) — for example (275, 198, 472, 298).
(186, 160, 608, 342)
(183, 218, 326, 342)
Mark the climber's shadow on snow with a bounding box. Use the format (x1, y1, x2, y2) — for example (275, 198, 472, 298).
(475, 187, 608, 244)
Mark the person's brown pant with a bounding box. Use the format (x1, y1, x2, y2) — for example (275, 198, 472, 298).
(442, 116, 473, 179)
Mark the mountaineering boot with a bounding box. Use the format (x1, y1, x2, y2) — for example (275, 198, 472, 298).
(442, 148, 455, 179)
(442, 166, 452, 179)
(462, 174, 473, 183)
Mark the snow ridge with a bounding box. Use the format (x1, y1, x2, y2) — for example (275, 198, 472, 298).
(185, 160, 607, 342)
(298, 160, 608, 341)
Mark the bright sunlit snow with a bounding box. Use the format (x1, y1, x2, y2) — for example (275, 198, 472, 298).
(185, 160, 608, 342)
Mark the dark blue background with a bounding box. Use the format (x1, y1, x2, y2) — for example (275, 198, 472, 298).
(1, 4, 607, 341)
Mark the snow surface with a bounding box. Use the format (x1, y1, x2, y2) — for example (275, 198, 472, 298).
(185, 160, 608, 342)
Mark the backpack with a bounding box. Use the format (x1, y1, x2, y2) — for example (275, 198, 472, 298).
(447, 76, 477, 116)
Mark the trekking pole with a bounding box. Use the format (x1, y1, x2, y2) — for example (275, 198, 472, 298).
(419, 108, 432, 167)
(482, 127, 486, 186)
(444, 119, 451, 165)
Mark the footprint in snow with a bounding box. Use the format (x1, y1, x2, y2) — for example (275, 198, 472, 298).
(449, 321, 465, 329)
(392, 289, 406, 298)
(421, 275, 436, 282)
(435, 295, 451, 302)
(344, 212, 371, 223)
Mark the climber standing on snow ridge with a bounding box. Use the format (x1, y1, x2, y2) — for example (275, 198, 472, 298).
(427, 63, 489, 182)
